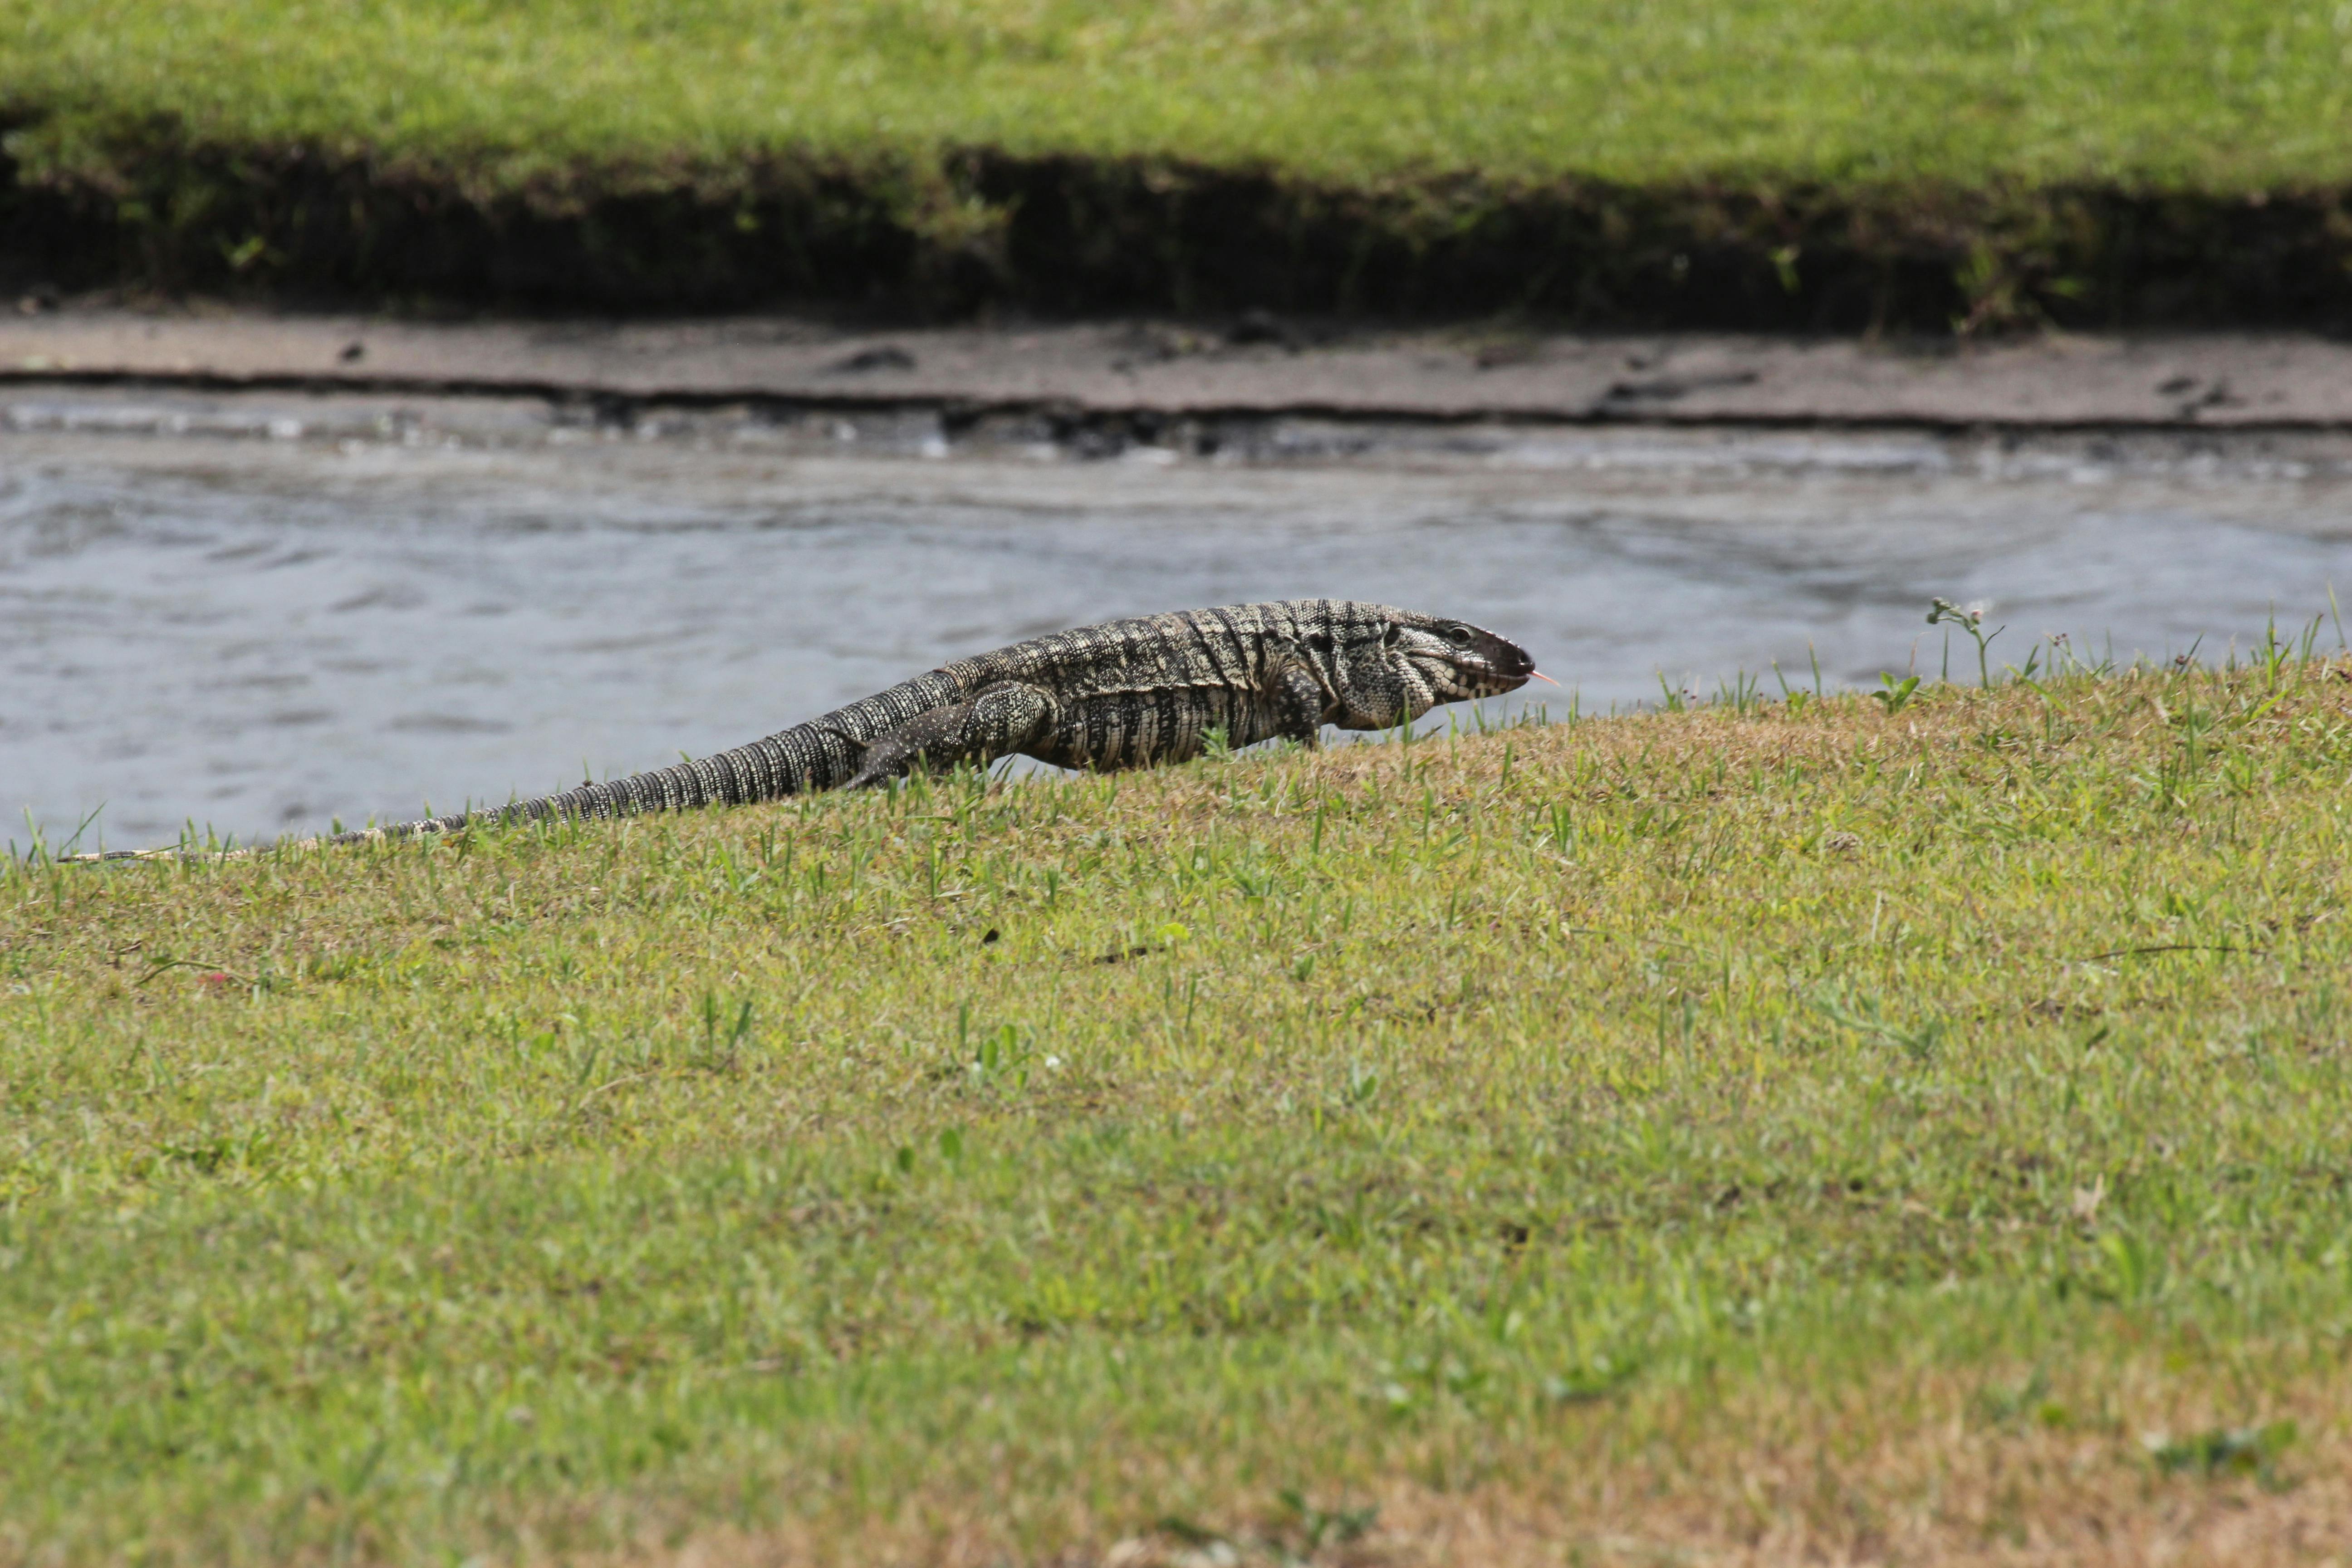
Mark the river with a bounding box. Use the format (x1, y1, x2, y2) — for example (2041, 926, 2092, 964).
(7, 386, 2351, 850)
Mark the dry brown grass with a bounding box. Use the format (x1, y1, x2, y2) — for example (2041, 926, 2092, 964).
(603, 1350, 2352, 1568)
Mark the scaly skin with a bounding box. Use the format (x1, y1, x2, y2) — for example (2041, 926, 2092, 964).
(77, 601, 1538, 858)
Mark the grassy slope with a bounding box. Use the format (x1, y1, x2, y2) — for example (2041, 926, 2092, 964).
(7, 661, 2352, 1562)
(7, 0, 2352, 195)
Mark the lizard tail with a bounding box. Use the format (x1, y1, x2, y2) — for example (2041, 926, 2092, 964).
(331, 736, 803, 845)
(336, 671, 965, 846)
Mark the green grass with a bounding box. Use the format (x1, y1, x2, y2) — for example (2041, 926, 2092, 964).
(9, 653, 2352, 1562)
(12, 0, 2352, 324)
(8, 0, 2352, 200)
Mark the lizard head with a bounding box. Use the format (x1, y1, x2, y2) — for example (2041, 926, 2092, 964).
(1320, 607, 1540, 729)
(1389, 612, 1539, 705)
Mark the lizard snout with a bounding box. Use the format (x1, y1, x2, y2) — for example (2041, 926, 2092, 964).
(1461, 629, 1536, 691)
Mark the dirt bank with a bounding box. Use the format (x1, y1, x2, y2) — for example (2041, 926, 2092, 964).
(9, 152, 2352, 333)
(8, 308, 2352, 431)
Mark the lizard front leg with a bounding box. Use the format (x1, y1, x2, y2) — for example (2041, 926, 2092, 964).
(845, 682, 1058, 789)
(1266, 645, 1328, 748)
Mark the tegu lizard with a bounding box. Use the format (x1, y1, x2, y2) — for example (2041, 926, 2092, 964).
(82, 600, 1544, 855)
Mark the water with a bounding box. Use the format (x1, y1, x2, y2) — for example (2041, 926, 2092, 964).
(8, 387, 2352, 851)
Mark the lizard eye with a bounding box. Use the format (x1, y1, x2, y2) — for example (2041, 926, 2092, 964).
(1445, 624, 1473, 647)
(1380, 623, 1401, 648)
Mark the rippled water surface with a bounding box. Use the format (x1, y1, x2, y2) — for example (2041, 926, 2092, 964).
(8, 387, 2352, 848)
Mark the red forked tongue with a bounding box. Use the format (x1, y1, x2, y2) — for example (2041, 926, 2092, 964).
(1527, 670, 1562, 686)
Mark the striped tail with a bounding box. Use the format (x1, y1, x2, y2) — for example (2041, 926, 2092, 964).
(337, 670, 967, 844)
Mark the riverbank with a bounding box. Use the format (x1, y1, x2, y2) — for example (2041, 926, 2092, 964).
(6, 664, 2352, 1563)
(8, 0, 2352, 326)
(14, 309, 2352, 429)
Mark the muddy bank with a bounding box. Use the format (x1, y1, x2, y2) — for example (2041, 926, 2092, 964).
(8, 147, 2352, 332)
(8, 309, 2352, 431)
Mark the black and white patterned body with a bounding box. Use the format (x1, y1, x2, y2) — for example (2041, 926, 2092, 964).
(344, 600, 1535, 843)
